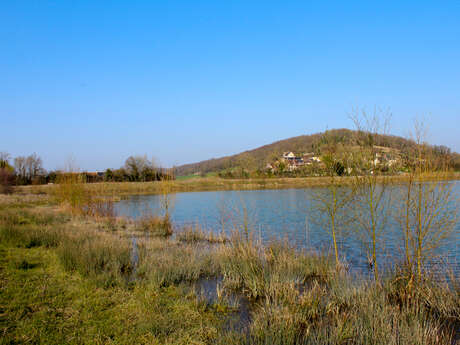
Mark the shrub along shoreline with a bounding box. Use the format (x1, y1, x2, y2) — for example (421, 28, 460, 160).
(0, 194, 458, 344)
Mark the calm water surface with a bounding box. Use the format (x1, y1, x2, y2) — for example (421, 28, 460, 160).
(115, 183, 459, 277)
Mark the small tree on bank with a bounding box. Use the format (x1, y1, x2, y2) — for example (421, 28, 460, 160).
(310, 131, 354, 267)
(349, 107, 393, 281)
(397, 119, 458, 282)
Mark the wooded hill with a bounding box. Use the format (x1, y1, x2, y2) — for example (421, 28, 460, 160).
(175, 129, 460, 176)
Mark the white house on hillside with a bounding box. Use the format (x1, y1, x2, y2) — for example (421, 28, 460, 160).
(283, 152, 296, 159)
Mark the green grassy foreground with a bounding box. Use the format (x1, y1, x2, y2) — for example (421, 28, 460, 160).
(0, 194, 459, 344)
(16, 172, 460, 197)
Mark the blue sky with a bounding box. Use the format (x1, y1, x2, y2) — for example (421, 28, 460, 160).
(1, 1, 459, 171)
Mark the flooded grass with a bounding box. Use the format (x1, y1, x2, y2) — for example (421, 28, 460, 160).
(194, 277, 252, 334)
(0, 194, 459, 344)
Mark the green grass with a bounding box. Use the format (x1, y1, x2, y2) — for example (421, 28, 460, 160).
(0, 209, 229, 344)
(0, 197, 458, 344)
(0, 246, 228, 344)
(175, 174, 201, 180)
(56, 229, 133, 288)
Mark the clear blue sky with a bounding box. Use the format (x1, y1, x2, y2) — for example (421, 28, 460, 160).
(1, 1, 459, 171)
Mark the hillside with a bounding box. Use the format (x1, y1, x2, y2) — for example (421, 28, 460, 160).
(176, 129, 458, 176)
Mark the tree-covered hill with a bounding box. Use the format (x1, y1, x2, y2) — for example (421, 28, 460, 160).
(175, 129, 459, 176)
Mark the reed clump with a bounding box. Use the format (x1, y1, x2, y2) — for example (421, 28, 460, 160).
(246, 272, 459, 345)
(136, 237, 220, 287)
(218, 234, 334, 301)
(176, 224, 228, 244)
(136, 214, 173, 237)
(57, 229, 133, 287)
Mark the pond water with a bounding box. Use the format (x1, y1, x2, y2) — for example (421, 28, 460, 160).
(115, 182, 459, 277)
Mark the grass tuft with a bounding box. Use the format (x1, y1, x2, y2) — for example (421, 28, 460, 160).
(57, 229, 133, 287)
(136, 214, 173, 237)
(176, 224, 228, 244)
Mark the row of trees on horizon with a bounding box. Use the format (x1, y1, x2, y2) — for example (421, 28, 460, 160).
(0, 153, 174, 193)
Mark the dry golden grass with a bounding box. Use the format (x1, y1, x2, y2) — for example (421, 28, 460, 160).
(0, 193, 51, 207)
(15, 172, 460, 197)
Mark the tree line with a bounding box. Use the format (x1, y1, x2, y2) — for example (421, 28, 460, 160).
(0, 153, 174, 193)
(0, 152, 46, 192)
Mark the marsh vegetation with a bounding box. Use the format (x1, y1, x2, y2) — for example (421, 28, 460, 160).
(1, 182, 459, 344)
(1, 117, 459, 344)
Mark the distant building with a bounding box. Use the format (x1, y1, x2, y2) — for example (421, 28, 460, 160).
(283, 152, 296, 160)
(303, 153, 321, 165)
(83, 171, 105, 183)
(281, 151, 311, 170)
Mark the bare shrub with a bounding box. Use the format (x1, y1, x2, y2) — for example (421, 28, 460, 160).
(0, 168, 15, 194)
(54, 172, 116, 219)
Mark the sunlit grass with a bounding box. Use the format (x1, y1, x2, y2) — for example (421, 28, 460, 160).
(0, 194, 458, 344)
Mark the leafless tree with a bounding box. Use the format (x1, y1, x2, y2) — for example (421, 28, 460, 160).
(348, 106, 393, 281)
(14, 153, 44, 184)
(14, 156, 27, 182)
(26, 153, 44, 178)
(309, 131, 354, 267)
(0, 152, 11, 168)
(397, 119, 458, 281)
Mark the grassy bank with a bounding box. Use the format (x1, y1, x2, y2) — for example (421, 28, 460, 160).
(0, 194, 458, 344)
(15, 172, 460, 197)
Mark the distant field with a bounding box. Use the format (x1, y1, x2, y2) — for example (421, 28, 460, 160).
(175, 172, 217, 180)
(16, 172, 460, 197)
(175, 174, 200, 180)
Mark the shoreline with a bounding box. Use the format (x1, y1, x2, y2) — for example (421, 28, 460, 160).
(16, 172, 460, 197)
